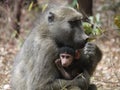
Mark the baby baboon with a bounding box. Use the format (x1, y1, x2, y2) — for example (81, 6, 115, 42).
(11, 5, 102, 90)
(55, 46, 98, 90)
(55, 47, 81, 79)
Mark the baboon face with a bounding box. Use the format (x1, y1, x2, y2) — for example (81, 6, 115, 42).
(46, 6, 88, 49)
(60, 53, 73, 67)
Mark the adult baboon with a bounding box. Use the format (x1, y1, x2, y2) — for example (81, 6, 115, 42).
(11, 5, 102, 90)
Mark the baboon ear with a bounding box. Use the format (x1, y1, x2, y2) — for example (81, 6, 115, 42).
(48, 12, 55, 22)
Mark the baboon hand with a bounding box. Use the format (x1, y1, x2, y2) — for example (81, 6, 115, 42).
(84, 42, 96, 58)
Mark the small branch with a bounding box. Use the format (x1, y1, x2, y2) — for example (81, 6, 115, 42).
(11, 0, 24, 38)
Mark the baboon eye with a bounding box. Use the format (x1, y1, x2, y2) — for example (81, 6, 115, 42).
(69, 20, 82, 28)
(61, 55, 70, 59)
(77, 20, 82, 25)
(61, 55, 65, 58)
(66, 56, 70, 59)
(48, 12, 55, 22)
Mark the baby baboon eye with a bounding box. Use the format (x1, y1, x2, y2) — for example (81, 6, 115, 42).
(66, 56, 70, 59)
(48, 12, 55, 22)
(61, 55, 65, 58)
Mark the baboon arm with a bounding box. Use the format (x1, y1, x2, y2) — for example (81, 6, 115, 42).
(60, 69, 72, 79)
(55, 59, 72, 79)
(80, 44, 102, 76)
(88, 46, 102, 75)
(51, 71, 90, 90)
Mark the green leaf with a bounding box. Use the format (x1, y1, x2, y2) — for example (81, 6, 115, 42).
(92, 28, 102, 36)
(42, 4, 48, 13)
(28, 2, 33, 11)
(83, 22, 92, 35)
(82, 14, 103, 41)
(71, 0, 78, 7)
(114, 15, 120, 29)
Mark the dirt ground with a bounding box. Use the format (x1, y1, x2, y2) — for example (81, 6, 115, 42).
(0, 0, 120, 90)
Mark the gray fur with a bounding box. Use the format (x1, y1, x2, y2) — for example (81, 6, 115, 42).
(11, 6, 101, 90)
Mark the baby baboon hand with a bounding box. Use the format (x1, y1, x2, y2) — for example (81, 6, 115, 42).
(55, 59, 62, 70)
(75, 71, 90, 80)
(75, 73, 84, 79)
(84, 42, 96, 58)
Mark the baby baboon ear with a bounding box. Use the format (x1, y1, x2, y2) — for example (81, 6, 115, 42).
(48, 12, 55, 22)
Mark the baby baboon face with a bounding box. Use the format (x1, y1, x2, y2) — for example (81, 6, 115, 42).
(47, 6, 89, 49)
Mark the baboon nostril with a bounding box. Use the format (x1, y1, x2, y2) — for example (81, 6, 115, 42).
(81, 37, 89, 48)
(85, 37, 89, 43)
(82, 34, 89, 43)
